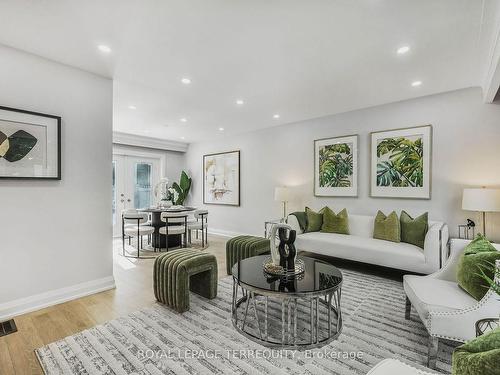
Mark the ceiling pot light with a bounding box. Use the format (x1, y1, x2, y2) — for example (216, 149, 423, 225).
(180, 136, 185, 140)
(98, 45, 112, 53)
(236, 99, 244, 105)
(218, 127, 224, 131)
(180, 118, 187, 122)
(411, 80, 422, 87)
(128, 105, 137, 110)
(397, 45, 410, 55)
(273, 114, 280, 119)
(181, 78, 191, 85)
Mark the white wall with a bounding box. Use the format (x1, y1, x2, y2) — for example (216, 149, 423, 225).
(186, 87, 500, 241)
(0, 45, 114, 319)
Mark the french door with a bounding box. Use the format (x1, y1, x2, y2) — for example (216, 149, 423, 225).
(112, 155, 160, 237)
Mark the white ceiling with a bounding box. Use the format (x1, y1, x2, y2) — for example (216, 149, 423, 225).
(0, 0, 498, 143)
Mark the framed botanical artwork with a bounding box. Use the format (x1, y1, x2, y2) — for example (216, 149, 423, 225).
(314, 134, 358, 197)
(203, 150, 240, 206)
(370, 125, 432, 199)
(0, 106, 61, 180)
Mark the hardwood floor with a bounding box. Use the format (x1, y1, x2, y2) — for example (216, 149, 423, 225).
(0, 235, 229, 375)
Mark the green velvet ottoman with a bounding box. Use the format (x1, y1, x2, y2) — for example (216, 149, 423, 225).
(226, 235, 270, 275)
(153, 249, 218, 313)
(452, 327, 500, 375)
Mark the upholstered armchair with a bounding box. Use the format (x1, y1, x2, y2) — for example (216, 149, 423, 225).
(403, 238, 500, 369)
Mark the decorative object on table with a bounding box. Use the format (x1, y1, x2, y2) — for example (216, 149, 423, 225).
(203, 150, 240, 206)
(225, 235, 270, 275)
(154, 177, 172, 207)
(0, 105, 61, 179)
(370, 125, 432, 199)
(278, 227, 297, 271)
(274, 186, 290, 220)
(462, 188, 500, 237)
(264, 223, 304, 276)
(458, 219, 476, 240)
(476, 318, 500, 337)
(314, 134, 358, 197)
(264, 218, 282, 238)
(268, 223, 292, 266)
(451, 327, 500, 375)
(153, 248, 218, 313)
(171, 170, 192, 205)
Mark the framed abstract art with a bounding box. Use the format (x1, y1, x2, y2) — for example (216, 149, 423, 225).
(370, 125, 432, 199)
(203, 150, 240, 206)
(314, 134, 358, 197)
(0, 106, 61, 180)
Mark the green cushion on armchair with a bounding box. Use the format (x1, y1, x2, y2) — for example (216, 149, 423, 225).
(452, 327, 500, 375)
(456, 235, 500, 300)
(373, 210, 400, 243)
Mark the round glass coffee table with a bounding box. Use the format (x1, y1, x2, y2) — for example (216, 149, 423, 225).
(231, 255, 343, 349)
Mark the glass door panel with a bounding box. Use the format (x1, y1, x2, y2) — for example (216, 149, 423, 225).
(134, 162, 153, 209)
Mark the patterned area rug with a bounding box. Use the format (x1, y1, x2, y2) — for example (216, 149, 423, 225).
(36, 270, 456, 374)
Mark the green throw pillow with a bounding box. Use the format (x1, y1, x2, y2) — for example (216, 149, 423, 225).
(305, 207, 325, 232)
(373, 211, 400, 243)
(457, 235, 500, 301)
(400, 211, 428, 249)
(289, 211, 307, 231)
(321, 207, 349, 235)
(452, 327, 500, 375)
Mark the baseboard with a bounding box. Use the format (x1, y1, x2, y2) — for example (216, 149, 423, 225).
(208, 228, 257, 238)
(0, 275, 116, 321)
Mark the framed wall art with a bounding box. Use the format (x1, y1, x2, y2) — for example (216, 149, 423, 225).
(203, 150, 240, 206)
(0, 106, 61, 180)
(370, 125, 432, 199)
(314, 134, 358, 197)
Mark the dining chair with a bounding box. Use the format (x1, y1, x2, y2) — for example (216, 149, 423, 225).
(122, 211, 156, 258)
(188, 209, 208, 248)
(159, 211, 189, 251)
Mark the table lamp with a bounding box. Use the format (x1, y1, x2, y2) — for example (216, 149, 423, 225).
(274, 187, 290, 220)
(462, 188, 500, 237)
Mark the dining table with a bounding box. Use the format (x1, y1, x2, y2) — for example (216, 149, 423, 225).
(138, 206, 196, 249)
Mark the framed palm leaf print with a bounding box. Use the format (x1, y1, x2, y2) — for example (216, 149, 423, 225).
(370, 125, 432, 199)
(314, 135, 358, 197)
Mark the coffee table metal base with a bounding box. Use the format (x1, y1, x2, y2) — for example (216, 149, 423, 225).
(232, 278, 342, 349)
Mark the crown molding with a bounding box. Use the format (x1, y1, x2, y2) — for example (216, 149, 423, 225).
(113, 131, 188, 152)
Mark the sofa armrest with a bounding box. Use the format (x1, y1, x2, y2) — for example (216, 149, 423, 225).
(285, 214, 303, 235)
(428, 260, 500, 342)
(423, 223, 448, 272)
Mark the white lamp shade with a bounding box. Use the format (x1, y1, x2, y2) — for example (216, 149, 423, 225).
(462, 188, 500, 212)
(274, 187, 289, 202)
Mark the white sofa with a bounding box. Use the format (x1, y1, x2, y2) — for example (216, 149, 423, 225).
(286, 213, 448, 274)
(404, 238, 500, 368)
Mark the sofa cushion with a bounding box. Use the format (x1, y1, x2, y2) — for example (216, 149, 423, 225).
(403, 274, 477, 322)
(373, 211, 401, 243)
(400, 211, 428, 249)
(321, 207, 349, 235)
(457, 235, 500, 300)
(305, 206, 324, 232)
(295, 232, 429, 272)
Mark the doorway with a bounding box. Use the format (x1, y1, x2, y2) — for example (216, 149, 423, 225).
(112, 154, 160, 237)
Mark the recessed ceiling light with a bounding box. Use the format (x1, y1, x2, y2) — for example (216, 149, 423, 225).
(219, 127, 224, 131)
(98, 45, 112, 53)
(411, 80, 422, 87)
(128, 105, 137, 110)
(181, 77, 191, 85)
(180, 118, 187, 122)
(180, 136, 185, 140)
(397, 45, 410, 55)
(236, 99, 244, 105)
(273, 114, 280, 119)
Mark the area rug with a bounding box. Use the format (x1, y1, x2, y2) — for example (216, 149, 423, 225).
(36, 269, 456, 374)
